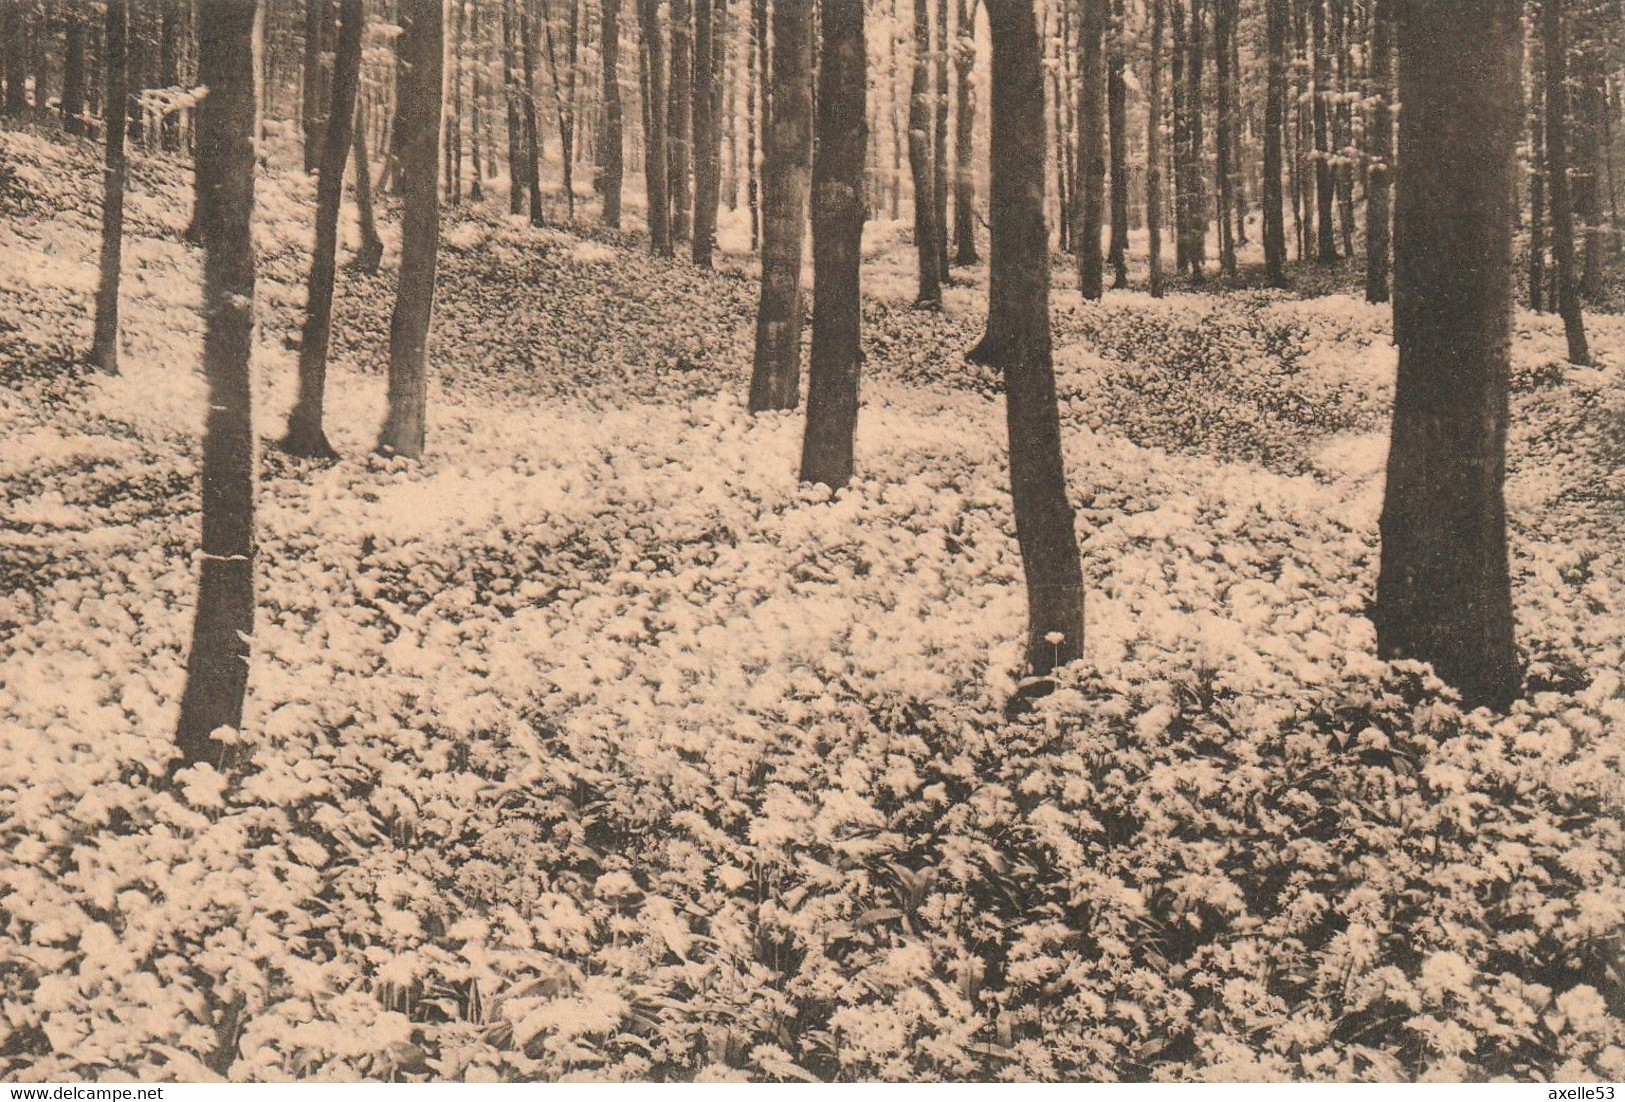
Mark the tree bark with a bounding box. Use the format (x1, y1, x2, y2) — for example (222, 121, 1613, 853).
(1213, 0, 1237, 277)
(669, 0, 693, 241)
(377, 0, 443, 459)
(176, 0, 259, 767)
(1106, 0, 1129, 287)
(1262, 0, 1287, 285)
(933, 0, 950, 280)
(1148, 0, 1166, 296)
(691, 0, 718, 265)
(975, 0, 1087, 679)
(748, 0, 813, 410)
(1544, 0, 1590, 364)
(520, 0, 545, 225)
(1364, 0, 1393, 302)
(1528, 34, 1545, 313)
(1311, 0, 1336, 261)
(908, 0, 942, 307)
(352, 93, 385, 273)
(504, 0, 525, 213)
(800, 0, 867, 490)
(91, 0, 129, 376)
(601, 0, 623, 226)
(62, 9, 86, 134)
(636, 0, 671, 254)
(1374, 0, 1522, 712)
(302, 0, 328, 172)
(1076, 0, 1106, 299)
(284, 0, 362, 459)
(952, 0, 978, 265)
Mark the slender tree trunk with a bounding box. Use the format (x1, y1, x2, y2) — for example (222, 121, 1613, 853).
(601, 0, 623, 226)
(176, 0, 259, 767)
(1529, 35, 1546, 313)
(1214, 0, 1236, 277)
(748, 0, 813, 410)
(62, 10, 86, 134)
(1374, 0, 1521, 712)
(1076, 0, 1106, 299)
(933, 0, 950, 280)
(520, 0, 545, 224)
(1544, 0, 1589, 364)
(284, 0, 361, 459)
(5, 0, 30, 115)
(1364, 0, 1392, 302)
(1148, 0, 1166, 296)
(1311, 0, 1336, 261)
(692, 0, 718, 264)
(303, 0, 327, 172)
(377, 0, 443, 458)
(447, 0, 465, 205)
(909, 0, 942, 307)
(746, 0, 759, 246)
(352, 93, 385, 273)
(1171, 0, 1189, 272)
(800, 0, 867, 489)
(1186, 0, 1206, 277)
(1107, 0, 1129, 287)
(976, 0, 1086, 679)
(91, 0, 129, 376)
(1262, 0, 1287, 285)
(1332, 0, 1354, 259)
(504, 0, 525, 213)
(637, 0, 671, 254)
(669, 0, 692, 241)
(889, 0, 903, 220)
(471, 1, 485, 200)
(157, 0, 179, 147)
(952, 0, 978, 265)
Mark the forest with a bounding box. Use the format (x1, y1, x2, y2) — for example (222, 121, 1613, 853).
(0, 0, 1623, 1083)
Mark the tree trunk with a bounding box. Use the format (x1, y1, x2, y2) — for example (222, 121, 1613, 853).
(909, 0, 942, 307)
(302, 0, 328, 172)
(520, 1, 545, 224)
(1214, 0, 1236, 277)
(1544, 0, 1589, 364)
(4, 0, 29, 116)
(1364, 0, 1392, 303)
(91, 0, 129, 376)
(1374, 0, 1521, 712)
(352, 93, 385, 273)
(1148, 0, 1165, 296)
(503, 0, 525, 213)
(284, 0, 362, 459)
(176, 0, 259, 767)
(377, 0, 443, 459)
(601, 0, 623, 226)
(1529, 35, 1546, 313)
(933, 0, 950, 280)
(800, 0, 866, 490)
(1311, 0, 1336, 261)
(448, 0, 465, 206)
(1107, 0, 1129, 287)
(952, 0, 978, 265)
(637, 0, 671, 254)
(62, 10, 86, 134)
(976, 0, 1086, 680)
(669, 0, 692, 241)
(1170, 0, 1190, 272)
(746, 0, 759, 247)
(1184, 0, 1206, 277)
(471, 0, 485, 201)
(1076, 0, 1106, 299)
(691, 0, 718, 264)
(748, 0, 813, 410)
(1262, 0, 1287, 285)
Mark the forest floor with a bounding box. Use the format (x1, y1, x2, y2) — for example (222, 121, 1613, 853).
(2, 126, 1625, 1082)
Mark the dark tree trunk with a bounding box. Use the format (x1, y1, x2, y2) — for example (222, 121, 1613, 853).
(504, 0, 525, 214)
(669, 0, 692, 241)
(520, 0, 545, 225)
(4, 0, 29, 116)
(601, 0, 623, 227)
(748, 0, 814, 410)
(284, 0, 362, 459)
(1364, 0, 1392, 302)
(1107, 0, 1129, 287)
(158, 0, 180, 148)
(447, 0, 465, 206)
(62, 10, 86, 134)
(1544, 0, 1589, 364)
(975, 0, 1087, 679)
(1148, 0, 1165, 296)
(1374, 0, 1522, 712)
(302, 0, 328, 172)
(637, 0, 671, 254)
(746, 0, 760, 248)
(800, 0, 867, 490)
(352, 93, 385, 273)
(377, 0, 443, 459)
(1076, 0, 1106, 299)
(1529, 36, 1545, 313)
(1184, 0, 1206, 277)
(1311, 0, 1336, 261)
(691, 0, 718, 265)
(1262, 0, 1287, 285)
(933, 0, 950, 280)
(908, 0, 942, 307)
(538, 0, 578, 220)
(1214, 0, 1237, 277)
(952, 0, 978, 265)
(176, 0, 259, 768)
(1170, 0, 1190, 272)
(91, 0, 129, 376)
(470, 0, 485, 201)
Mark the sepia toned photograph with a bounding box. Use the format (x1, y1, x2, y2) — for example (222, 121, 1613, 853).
(0, 0, 1622, 1085)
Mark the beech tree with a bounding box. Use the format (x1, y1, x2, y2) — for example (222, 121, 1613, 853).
(377, 0, 444, 459)
(1374, 0, 1522, 711)
(747, 0, 813, 411)
(601, 0, 624, 227)
(692, 0, 719, 265)
(800, 0, 868, 490)
(1544, 0, 1592, 365)
(91, 0, 129, 376)
(975, 0, 1087, 678)
(284, 0, 364, 459)
(176, 0, 260, 766)
(908, 0, 941, 307)
(1365, 0, 1394, 303)
(1262, 0, 1287, 285)
(638, 0, 672, 255)
(1076, 0, 1106, 300)
(951, 0, 978, 266)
